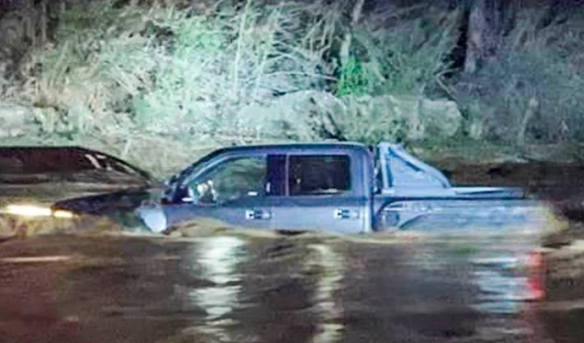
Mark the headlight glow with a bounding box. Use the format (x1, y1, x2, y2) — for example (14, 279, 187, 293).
(53, 209, 75, 219)
(0, 204, 75, 219)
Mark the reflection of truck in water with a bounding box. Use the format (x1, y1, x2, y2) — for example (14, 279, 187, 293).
(58, 142, 554, 236)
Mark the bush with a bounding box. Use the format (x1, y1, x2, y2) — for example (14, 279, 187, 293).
(10, 0, 334, 142)
(0, 0, 466, 173)
(336, 3, 460, 97)
(454, 9, 584, 144)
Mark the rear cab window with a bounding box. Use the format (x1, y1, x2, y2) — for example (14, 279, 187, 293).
(288, 155, 352, 196)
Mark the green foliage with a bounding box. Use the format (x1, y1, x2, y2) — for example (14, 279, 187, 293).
(322, 3, 461, 147)
(347, 6, 461, 97)
(335, 55, 371, 97)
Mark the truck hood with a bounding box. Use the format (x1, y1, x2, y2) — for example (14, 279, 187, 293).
(0, 147, 161, 218)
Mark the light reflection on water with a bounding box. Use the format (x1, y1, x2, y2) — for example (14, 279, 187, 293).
(0, 232, 581, 343)
(470, 250, 545, 315)
(186, 236, 248, 340)
(305, 244, 345, 343)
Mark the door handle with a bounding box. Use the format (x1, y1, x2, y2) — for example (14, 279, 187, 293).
(334, 209, 359, 220)
(245, 209, 271, 220)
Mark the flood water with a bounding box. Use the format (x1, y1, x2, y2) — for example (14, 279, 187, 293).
(0, 231, 583, 343)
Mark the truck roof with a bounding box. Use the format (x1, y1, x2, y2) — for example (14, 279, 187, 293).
(213, 141, 371, 154)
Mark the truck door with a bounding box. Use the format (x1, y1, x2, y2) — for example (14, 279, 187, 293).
(161, 152, 281, 230)
(271, 152, 368, 234)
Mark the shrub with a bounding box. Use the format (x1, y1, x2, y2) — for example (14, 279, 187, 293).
(336, 3, 460, 98)
(2, 0, 465, 168)
(11, 0, 333, 143)
(454, 8, 584, 144)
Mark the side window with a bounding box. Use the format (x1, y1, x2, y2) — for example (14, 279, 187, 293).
(288, 155, 351, 196)
(187, 156, 267, 204)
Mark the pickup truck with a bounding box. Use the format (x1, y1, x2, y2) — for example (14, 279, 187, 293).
(84, 141, 553, 236)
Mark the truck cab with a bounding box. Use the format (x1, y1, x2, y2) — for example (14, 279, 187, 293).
(145, 142, 376, 233)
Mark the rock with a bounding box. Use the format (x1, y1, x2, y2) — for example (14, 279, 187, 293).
(0, 102, 34, 138)
(380, 95, 423, 140)
(237, 90, 344, 141)
(419, 98, 462, 139)
(236, 92, 463, 142)
(337, 94, 461, 141)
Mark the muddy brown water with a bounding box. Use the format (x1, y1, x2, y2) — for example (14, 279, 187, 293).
(0, 231, 582, 343)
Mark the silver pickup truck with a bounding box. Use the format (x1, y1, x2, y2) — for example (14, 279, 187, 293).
(127, 141, 555, 237)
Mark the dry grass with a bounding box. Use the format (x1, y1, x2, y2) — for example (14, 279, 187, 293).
(2, 0, 581, 171)
(6, 0, 337, 141)
(0, 0, 464, 173)
(344, 4, 461, 97)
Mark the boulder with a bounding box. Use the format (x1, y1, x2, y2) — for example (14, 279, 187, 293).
(0, 102, 34, 138)
(235, 91, 463, 142)
(419, 97, 462, 139)
(236, 90, 344, 141)
(337, 94, 462, 141)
